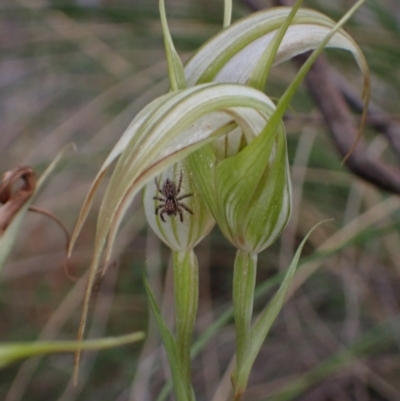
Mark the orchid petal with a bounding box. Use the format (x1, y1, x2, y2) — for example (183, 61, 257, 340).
(185, 8, 368, 91)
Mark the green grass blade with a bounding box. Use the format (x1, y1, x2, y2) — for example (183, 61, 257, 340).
(143, 277, 191, 401)
(242, 221, 331, 386)
(0, 332, 144, 369)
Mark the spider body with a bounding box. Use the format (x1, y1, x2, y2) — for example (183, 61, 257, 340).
(153, 171, 193, 222)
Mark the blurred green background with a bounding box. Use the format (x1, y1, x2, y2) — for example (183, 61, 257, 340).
(1, 0, 400, 400)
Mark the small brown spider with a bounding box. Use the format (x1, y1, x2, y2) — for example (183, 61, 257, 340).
(153, 171, 193, 222)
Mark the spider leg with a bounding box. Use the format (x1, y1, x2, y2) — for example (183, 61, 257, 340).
(179, 203, 193, 215)
(160, 210, 166, 222)
(155, 204, 165, 214)
(176, 193, 193, 201)
(154, 198, 165, 214)
(177, 170, 183, 194)
(154, 177, 163, 194)
(178, 209, 184, 222)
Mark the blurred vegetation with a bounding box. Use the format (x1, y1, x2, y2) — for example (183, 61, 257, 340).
(1, 0, 400, 400)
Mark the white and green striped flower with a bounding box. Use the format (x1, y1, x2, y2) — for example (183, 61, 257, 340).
(189, 111, 291, 254)
(143, 159, 214, 252)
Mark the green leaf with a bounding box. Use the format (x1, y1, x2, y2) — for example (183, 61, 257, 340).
(0, 332, 144, 369)
(143, 277, 190, 401)
(234, 220, 331, 393)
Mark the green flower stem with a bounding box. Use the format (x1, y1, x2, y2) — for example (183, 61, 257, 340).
(172, 249, 199, 401)
(232, 250, 257, 398)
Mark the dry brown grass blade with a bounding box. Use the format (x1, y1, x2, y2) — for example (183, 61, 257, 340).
(28, 206, 78, 282)
(0, 165, 78, 280)
(0, 167, 36, 235)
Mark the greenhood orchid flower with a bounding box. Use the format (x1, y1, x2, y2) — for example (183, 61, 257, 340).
(143, 159, 214, 252)
(189, 116, 291, 254)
